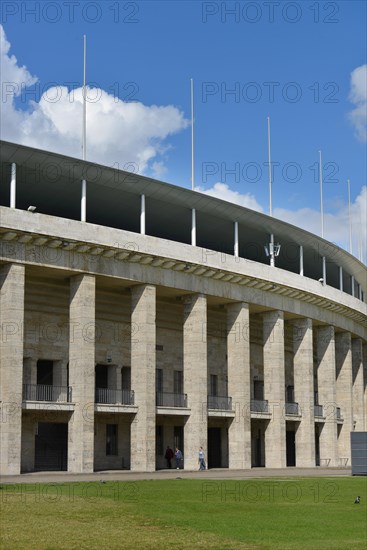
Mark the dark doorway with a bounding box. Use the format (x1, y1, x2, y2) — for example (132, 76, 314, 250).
(315, 425, 321, 466)
(252, 428, 265, 467)
(174, 426, 184, 454)
(208, 427, 221, 468)
(286, 430, 296, 466)
(35, 423, 68, 471)
(37, 360, 53, 385)
(95, 364, 108, 388)
(254, 380, 264, 400)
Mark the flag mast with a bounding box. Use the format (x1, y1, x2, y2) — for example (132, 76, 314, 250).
(82, 34, 87, 162)
(81, 34, 87, 221)
(191, 78, 194, 191)
(319, 150, 324, 238)
(347, 179, 352, 254)
(190, 78, 196, 245)
(267, 116, 273, 217)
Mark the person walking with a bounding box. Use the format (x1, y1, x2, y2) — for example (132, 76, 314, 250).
(198, 447, 206, 470)
(164, 446, 174, 469)
(175, 447, 183, 469)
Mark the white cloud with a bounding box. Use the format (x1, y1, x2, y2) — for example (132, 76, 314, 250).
(196, 182, 264, 212)
(274, 185, 367, 263)
(196, 181, 366, 264)
(151, 160, 168, 179)
(0, 25, 188, 173)
(348, 64, 367, 142)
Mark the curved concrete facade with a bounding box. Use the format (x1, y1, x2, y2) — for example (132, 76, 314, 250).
(0, 141, 366, 475)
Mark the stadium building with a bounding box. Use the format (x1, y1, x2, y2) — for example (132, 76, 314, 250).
(0, 140, 366, 475)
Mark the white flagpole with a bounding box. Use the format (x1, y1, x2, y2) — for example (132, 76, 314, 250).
(358, 208, 362, 261)
(347, 179, 352, 254)
(82, 34, 87, 161)
(191, 78, 194, 191)
(81, 34, 87, 221)
(319, 150, 324, 238)
(267, 116, 273, 217)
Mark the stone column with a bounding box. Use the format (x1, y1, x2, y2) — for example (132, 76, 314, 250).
(0, 264, 25, 475)
(23, 357, 37, 386)
(316, 325, 338, 466)
(130, 285, 156, 471)
(68, 274, 96, 473)
(363, 344, 367, 430)
(108, 366, 122, 390)
(335, 332, 353, 464)
(183, 294, 207, 470)
(21, 415, 36, 473)
(352, 338, 365, 431)
(263, 310, 286, 468)
(227, 302, 251, 469)
(293, 318, 315, 467)
(53, 360, 68, 387)
(53, 360, 69, 402)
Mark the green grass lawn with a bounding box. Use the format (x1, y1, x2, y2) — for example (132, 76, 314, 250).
(1, 477, 366, 549)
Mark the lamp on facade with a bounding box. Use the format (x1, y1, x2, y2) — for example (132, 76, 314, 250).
(264, 239, 281, 267)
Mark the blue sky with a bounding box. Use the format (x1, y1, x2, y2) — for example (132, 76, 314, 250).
(1, 1, 366, 260)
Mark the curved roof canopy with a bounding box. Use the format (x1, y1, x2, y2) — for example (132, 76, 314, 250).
(0, 140, 365, 296)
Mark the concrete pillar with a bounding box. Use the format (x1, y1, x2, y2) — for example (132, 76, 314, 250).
(183, 294, 207, 470)
(0, 264, 25, 475)
(335, 332, 353, 464)
(23, 357, 37, 386)
(293, 318, 315, 467)
(130, 285, 156, 471)
(227, 302, 251, 469)
(68, 274, 96, 473)
(53, 360, 68, 387)
(263, 310, 286, 468)
(316, 325, 338, 466)
(352, 339, 365, 431)
(108, 366, 122, 390)
(21, 415, 36, 473)
(363, 344, 367, 430)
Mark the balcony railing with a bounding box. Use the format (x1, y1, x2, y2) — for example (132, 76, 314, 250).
(23, 384, 72, 403)
(207, 395, 233, 410)
(95, 388, 134, 405)
(314, 404, 324, 417)
(285, 402, 300, 416)
(250, 399, 269, 413)
(156, 392, 187, 408)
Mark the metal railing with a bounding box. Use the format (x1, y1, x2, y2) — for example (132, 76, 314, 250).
(156, 392, 187, 408)
(207, 395, 233, 410)
(250, 399, 269, 413)
(285, 402, 300, 415)
(23, 384, 72, 403)
(314, 404, 324, 417)
(95, 388, 134, 405)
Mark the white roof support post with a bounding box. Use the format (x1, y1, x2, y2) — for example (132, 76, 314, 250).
(339, 266, 343, 292)
(299, 245, 304, 276)
(140, 194, 146, 235)
(81, 179, 87, 222)
(322, 256, 326, 286)
(10, 162, 16, 208)
(191, 208, 196, 246)
(270, 233, 275, 267)
(234, 221, 239, 258)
